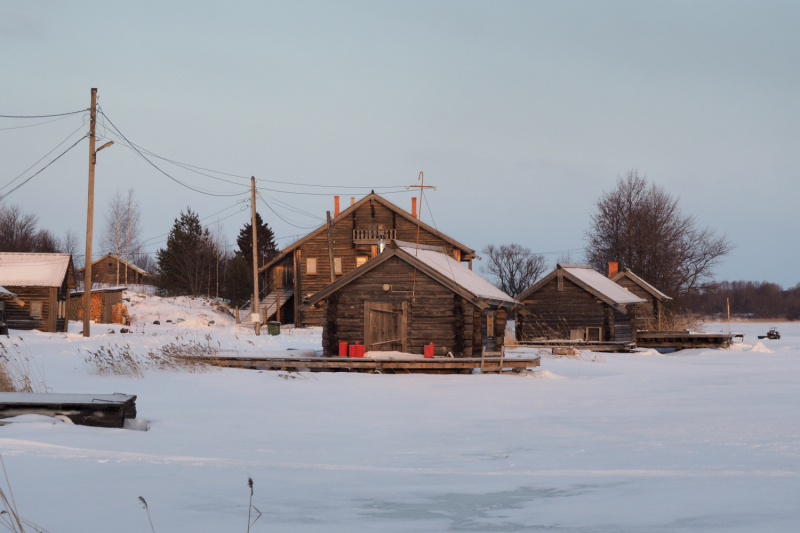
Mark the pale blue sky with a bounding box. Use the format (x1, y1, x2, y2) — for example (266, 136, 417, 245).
(1, 1, 798, 286)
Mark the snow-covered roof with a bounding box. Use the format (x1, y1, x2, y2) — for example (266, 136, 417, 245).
(79, 254, 149, 275)
(613, 269, 672, 301)
(562, 265, 647, 305)
(396, 245, 517, 304)
(0, 253, 72, 287)
(71, 285, 128, 296)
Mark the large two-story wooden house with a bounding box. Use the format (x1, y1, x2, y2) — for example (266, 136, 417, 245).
(258, 192, 476, 327)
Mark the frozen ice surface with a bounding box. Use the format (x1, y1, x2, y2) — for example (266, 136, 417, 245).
(0, 293, 798, 532)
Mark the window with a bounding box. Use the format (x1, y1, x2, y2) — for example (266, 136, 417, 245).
(30, 301, 42, 319)
(334, 257, 343, 275)
(306, 257, 317, 275)
(108, 262, 113, 267)
(356, 256, 368, 267)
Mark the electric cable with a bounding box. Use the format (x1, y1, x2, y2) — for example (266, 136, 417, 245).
(257, 195, 320, 230)
(0, 113, 84, 131)
(0, 134, 88, 198)
(0, 109, 86, 119)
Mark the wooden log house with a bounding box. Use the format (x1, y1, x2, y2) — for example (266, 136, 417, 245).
(258, 192, 476, 327)
(77, 254, 152, 285)
(609, 264, 672, 331)
(515, 264, 646, 343)
(302, 241, 520, 357)
(0, 253, 76, 333)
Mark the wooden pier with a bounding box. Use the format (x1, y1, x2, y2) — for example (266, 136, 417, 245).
(0, 393, 137, 428)
(188, 355, 541, 374)
(514, 340, 636, 352)
(636, 331, 742, 350)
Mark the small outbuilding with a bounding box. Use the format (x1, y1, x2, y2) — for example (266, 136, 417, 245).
(69, 286, 129, 325)
(77, 254, 152, 285)
(0, 253, 76, 332)
(515, 264, 646, 344)
(610, 267, 672, 331)
(302, 241, 520, 357)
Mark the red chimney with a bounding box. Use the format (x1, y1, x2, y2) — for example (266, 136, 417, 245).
(334, 196, 340, 217)
(608, 261, 619, 278)
(411, 197, 417, 218)
(350, 197, 355, 206)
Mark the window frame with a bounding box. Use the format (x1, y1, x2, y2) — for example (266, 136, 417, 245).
(306, 257, 317, 275)
(29, 301, 43, 319)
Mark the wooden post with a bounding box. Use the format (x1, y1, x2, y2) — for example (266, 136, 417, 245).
(216, 248, 219, 301)
(63, 283, 71, 333)
(235, 306, 240, 324)
(82, 88, 97, 338)
(326, 211, 335, 284)
(125, 193, 130, 286)
(727, 298, 731, 335)
(250, 176, 260, 335)
(276, 293, 281, 323)
(294, 249, 301, 326)
(480, 346, 486, 374)
(262, 305, 267, 325)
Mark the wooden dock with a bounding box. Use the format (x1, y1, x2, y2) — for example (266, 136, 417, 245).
(188, 355, 541, 374)
(515, 340, 637, 352)
(0, 393, 137, 428)
(636, 331, 742, 350)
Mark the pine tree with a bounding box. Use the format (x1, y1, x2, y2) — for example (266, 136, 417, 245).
(156, 208, 213, 296)
(222, 252, 252, 308)
(236, 213, 278, 270)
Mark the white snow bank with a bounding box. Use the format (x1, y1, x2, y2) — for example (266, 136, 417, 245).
(751, 341, 775, 353)
(0, 414, 72, 425)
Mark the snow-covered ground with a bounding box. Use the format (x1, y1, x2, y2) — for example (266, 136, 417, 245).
(1, 293, 799, 532)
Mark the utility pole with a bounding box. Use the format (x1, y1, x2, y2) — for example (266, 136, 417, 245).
(251, 176, 260, 335)
(405, 171, 436, 256)
(326, 211, 335, 283)
(125, 193, 130, 286)
(82, 88, 113, 337)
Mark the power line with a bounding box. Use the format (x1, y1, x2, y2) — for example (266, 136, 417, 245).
(97, 109, 250, 198)
(0, 134, 88, 198)
(257, 195, 320, 230)
(0, 109, 87, 119)
(0, 113, 84, 131)
(0, 123, 88, 193)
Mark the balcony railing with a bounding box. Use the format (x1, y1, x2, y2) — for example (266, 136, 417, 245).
(353, 229, 396, 244)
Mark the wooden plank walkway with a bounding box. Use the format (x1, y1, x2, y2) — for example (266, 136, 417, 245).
(515, 340, 636, 352)
(636, 331, 741, 349)
(186, 355, 541, 374)
(0, 393, 137, 428)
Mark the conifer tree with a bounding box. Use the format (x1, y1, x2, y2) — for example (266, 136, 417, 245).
(236, 213, 278, 270)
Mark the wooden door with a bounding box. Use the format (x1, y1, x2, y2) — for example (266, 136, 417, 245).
(364, 301, 407, 353)
(273, 266, 285, 289)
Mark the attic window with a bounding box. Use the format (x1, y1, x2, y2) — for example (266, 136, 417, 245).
(30, 301, 42, 319)
(108, 262, 113, 267)
(306, 258, 317, 275)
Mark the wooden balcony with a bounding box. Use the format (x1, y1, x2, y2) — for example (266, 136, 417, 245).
(353, 229, 396, 244)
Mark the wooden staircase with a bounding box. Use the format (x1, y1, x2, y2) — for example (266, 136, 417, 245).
(242, 286, 294, 323)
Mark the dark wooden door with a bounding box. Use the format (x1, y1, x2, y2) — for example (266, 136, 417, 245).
(364, 301, 407, 353)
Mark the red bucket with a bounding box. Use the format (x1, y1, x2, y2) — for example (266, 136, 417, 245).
(339, 341, 348, 357)
(349, 342, 366, 358)
(424, 343, 434, 358)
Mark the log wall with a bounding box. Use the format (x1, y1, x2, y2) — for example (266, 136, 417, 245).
(320, 256, 481, 357)
(2, 286, 57, 332)
(80, 257, 150, 285)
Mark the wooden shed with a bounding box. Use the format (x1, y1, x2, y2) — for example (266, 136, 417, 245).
(77, 254, 152, 286)
(259, 192, 476, 327)
(68, 286, 129, 325)
(0, 253, 76, 332)
(610, 268, 672, 331)
(515, 264, 646, 344)
(302, 241, 520, 357)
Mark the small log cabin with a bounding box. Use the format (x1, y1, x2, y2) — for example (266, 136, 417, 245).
(0, 253, 76, 333)
(302, 241, 520, 357)
(610, 266, 672, 331)
(259, 192, 476, 327)
(515, 264, 646, 344)
(77, 254, 152, 285)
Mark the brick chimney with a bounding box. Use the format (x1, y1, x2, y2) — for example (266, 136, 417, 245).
(608, 261, 619, 278)
(334, 196, 340, 217)
(411, 197, 417, 218)
(350, 197, 355, 206)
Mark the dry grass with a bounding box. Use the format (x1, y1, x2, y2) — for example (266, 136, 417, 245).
(0, 340, 47, 393)
(84, 339, 221, 377)
(0, 455, 49, 533)
(661, 309, 705, 332)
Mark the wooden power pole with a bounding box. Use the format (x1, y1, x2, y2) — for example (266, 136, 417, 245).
(82, 88, 113, 337)
(251, 176, 260, 335)
(326, 211, 335, 283)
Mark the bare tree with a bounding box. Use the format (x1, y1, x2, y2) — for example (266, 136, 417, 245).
(100, 189, 142, 284)
(482, 243, 548, 297)
(0, 204, 39, 252)
(585, 170, 733, 298)
(59, 229, 81, 262)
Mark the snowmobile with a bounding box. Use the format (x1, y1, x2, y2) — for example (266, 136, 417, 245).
(757, 328, 781, 340)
